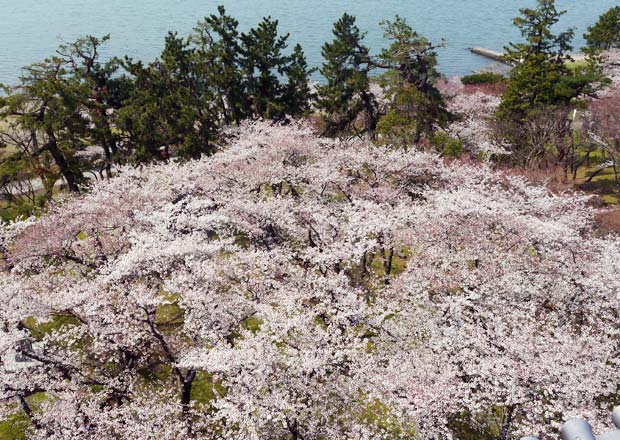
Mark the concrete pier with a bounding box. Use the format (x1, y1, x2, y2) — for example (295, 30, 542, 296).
(470, 47, 587, 66)
(470, 47, 509, 63)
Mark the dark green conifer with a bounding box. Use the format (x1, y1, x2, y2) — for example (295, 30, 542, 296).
(0, 56, 88, 193)
(192, 6, 246, 125)
(240, 17, 290, 120)
(283, 43, 314, 117)
(57, 35, 126, 178)
(584, 6, 620, 50)
(499, 0, 609, 124)
(376, 16, 452, 146)
(119, 32, 218, 161)
(316, 14, 377, 138)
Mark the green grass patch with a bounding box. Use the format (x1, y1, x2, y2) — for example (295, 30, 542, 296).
(369, 247, 412, 278)
(358, 398, 417, 439)
(566, 57, 589, 72)
(577, 165, 619, 205)
(0, 412, 29, 440)
(190, 372, 227, 406)
(461, 72, 505, 85)
(22, 315, 82, 341)
(138, 362, 173, 387)
(0, 393, 53, 440)
(450, 406, 509, 440)
(233, 232, 252, 249)
(156, 294, 185, 328)
(228, 316, 263, 345)
(76, 231, 89, 241)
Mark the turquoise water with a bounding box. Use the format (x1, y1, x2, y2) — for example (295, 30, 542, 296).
(0, 0, 618, 84)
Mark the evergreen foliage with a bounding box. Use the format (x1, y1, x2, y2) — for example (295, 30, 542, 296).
(0, 54, 89, 193)
(498, 0, 607, 122)
(316, 13, 377, 138)
(584, 6, 620, 50)
(192, 6, 246, 125)
(460, 73, 505, 85)
(56, 35, 126, 177)
(498, 0, 576, 119)
(0, 3, 617, 220)
(494, 0, 610, 167)
(119, 32, 219, 161)
(240, 17, 291, 120)
(284, 44, 315, 117)
(376, 16, 453, 145)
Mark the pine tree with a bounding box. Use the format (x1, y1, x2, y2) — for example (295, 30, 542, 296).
(376, 16, 452, 146)
(240, 17, 290, 120)
(316, 13, 377, 138)
(498, 0, 608, 124)
(192, 6, 246, 125)
(584, 6, 620, 50)
(0, 57, 88, 193)
(194, 9, 312, 122)
(282, 43, 314, 117)
(56, 35, 125, 178)
(119, 32, 218, 161)
(498, 0, 575, 120)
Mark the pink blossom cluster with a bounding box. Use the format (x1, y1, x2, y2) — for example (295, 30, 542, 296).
(600, 49, 620, 96)
(439, 78, 507, 157)
(0, 121, 618, 439)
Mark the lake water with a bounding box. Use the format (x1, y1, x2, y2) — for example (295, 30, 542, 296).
(0, 0, 618, 85)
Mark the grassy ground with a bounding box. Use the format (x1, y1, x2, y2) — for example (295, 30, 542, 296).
(574, 148, 619, 204)
(0, 394, 50, 440)
(0, 413, 28, 440)
(577, 165, 619, 205)
(566, 56, 589, 71)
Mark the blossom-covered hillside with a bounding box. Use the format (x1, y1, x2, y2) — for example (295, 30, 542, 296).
(1, 121, 619, 439)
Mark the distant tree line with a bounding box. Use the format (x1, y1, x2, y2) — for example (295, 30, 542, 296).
(0, 0, 619, 218)
(0, 6, 316, 199)
(0, 6, 455, 205)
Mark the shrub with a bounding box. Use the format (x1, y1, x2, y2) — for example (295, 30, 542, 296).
(461, 72, 505, 85)
(432, 131, 464, 157)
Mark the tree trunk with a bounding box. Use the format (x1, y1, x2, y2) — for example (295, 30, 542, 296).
(287, 418, 302, 440)
(181, 369, 197, 409)
(181, 370, 197, 437)
(361, 91, 377, 140)
(45, 132, 80, 193)
(499, 405, 516, 440)
(382, 247, 394, 285)
(101, 139, 113, 180)
(18, 394, 42, 430)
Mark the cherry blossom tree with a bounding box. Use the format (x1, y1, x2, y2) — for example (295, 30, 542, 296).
(0, 121, 618, 439)
(439, 77, 508, 157)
